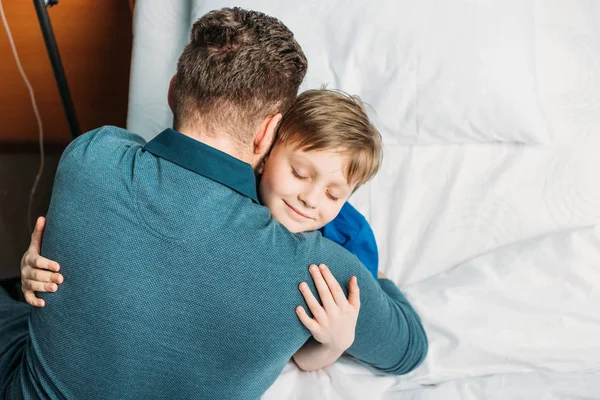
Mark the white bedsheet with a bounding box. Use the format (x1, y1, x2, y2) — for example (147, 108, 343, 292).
(262, 359, 600, 400)
(261, 226, 600, 398)
(128, 0, 600, 398)
(263, 367, 600, 400)
(350, 0, 600, 286)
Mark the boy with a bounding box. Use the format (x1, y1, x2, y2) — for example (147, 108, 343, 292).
(21, 88, 385, 371)
(260, 88, 381, 280)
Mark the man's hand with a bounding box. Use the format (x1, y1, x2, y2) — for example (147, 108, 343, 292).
(21, 217, 64, 307)
(296, 264, 360, 353)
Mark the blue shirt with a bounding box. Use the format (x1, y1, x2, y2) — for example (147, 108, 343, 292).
(320, 203, 379, 279)
(0, 127, 427, 400)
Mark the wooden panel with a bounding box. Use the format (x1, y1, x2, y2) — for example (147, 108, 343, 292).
(0, 153, 61, 280)
(0, 0, 132, 144)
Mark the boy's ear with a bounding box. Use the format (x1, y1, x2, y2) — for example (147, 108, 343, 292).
(257, 156, 268, 174)
(253, 113, 282, 158)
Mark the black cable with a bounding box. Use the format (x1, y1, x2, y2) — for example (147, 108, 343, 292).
(33, 0, 80, 139)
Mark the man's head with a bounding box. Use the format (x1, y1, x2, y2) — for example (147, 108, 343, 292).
(169, 8, 308, 166)
(259, 89, 383, 233)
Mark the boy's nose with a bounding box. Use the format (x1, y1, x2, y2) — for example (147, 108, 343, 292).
(298, 190, 318, 209)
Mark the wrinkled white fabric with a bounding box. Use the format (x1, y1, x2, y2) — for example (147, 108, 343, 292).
(129, 0, 547, 144)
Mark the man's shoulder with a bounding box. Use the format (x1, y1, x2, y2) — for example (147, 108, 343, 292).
(302, 228, 363, 267)
(52, 126, 148, 196)
(252, 218, 357, 264)
(61, 126, 146, 161)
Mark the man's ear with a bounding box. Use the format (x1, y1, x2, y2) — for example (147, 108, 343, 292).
(167, 75, 177, 113)
(253, 113, 282, 158)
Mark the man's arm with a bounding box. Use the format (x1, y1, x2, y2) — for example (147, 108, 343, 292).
(19, 127, 145, 307)
(309, 236, 428, 375)
(353, 277, 428, 374)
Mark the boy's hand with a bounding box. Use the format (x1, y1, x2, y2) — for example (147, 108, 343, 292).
(21, 217, 63, 307)
(296, 264, 360, 353)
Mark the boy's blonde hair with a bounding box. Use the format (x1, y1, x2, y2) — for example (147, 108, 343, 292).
(276, 89, 382, 188)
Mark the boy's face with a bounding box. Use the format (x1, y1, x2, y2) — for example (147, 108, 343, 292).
(259, 142, 355, 233)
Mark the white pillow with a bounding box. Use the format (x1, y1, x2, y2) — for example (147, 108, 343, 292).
(189, 0, 548, 144)
(403, 225, 600, 383)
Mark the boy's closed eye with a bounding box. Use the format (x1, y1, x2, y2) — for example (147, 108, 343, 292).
(326, 191, 340, 201)
(291, 167, 308, 180)
(292, 166, 341, 201)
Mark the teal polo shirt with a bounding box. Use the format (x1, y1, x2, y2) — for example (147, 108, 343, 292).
(0, 126, 427, 400)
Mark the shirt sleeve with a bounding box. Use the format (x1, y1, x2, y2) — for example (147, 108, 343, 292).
(308, 237, 428, 375)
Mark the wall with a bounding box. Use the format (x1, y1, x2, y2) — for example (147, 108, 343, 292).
(0, 153, 60, 279)
(0, 0, 132, 144)
(0, 0, 132, 279)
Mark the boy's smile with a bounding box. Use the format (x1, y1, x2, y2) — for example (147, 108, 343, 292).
(259, 142, 355, 233)
(283, 200, 315, 221)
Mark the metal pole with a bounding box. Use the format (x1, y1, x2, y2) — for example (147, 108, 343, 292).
(33, 0, 80, 138)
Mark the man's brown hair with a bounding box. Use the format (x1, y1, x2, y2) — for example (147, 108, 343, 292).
(172, 8, 308, 145)
(276, 89, 383, 189)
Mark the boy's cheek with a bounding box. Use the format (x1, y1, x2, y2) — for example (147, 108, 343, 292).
(322, 204, 345, 226)
(270, 172, 297, 196)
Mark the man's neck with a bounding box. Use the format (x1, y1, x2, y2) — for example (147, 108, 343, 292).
(178, 127, 253, 166)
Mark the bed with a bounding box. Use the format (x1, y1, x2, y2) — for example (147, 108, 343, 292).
(127, 1, 600, 398)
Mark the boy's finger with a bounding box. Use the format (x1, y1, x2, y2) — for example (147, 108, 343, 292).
(35, 255, 60, 272)
(36, 255, 60, 272)
(24, 255, 60, 273)
(23, 266, 56, 283)
(318, 264, 346, 305)
(51, 272, 63, 284)
(24, 279, 58, 293)
(295, 306, 319, 332)
(24, 290, 45, 307)
(347, 276, 360, 309)
(309, 265, 335, 311)
(29, 216, 46, 252)
(299, 281, 327, 323)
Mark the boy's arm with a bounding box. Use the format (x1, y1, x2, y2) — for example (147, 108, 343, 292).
(21, 217, 64, 307)
(320, 208, 427, 373)
(293, 265, 361, 371)
(292, 338, 344, 371)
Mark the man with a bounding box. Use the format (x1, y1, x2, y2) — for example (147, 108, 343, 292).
(0, 8, 427, 399)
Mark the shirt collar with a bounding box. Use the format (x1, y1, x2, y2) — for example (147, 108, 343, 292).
(143, 128, 259, 203)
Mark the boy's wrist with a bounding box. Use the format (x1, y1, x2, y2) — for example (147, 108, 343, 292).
(293, 339, 346, 371)
(322, 342, 348, 357)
